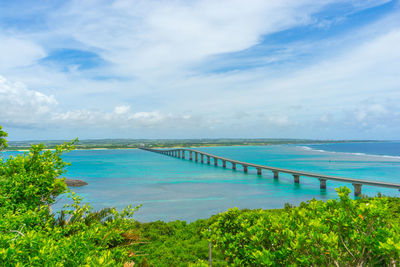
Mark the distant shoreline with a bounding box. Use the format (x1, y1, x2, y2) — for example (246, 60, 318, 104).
(4, 147, 139, 152)
(3, 140, 387, 152)
(4, 143, 278, 152)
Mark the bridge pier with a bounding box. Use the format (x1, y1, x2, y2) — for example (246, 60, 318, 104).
(293, 175, 300, 184)
(353, 183, 362, 197)
(232, 162, 236, 170)
(195, 152, 198, 162)
(273, 171, 279, 179)
(182, 151, 185, 159)
(214, 157, 218, 166)
(319, 179, 327, 189)
(201, 154, 204, 163)
(243, 165, 248, 173)
(257, 168, 262, 175)
(207, 156, 210, 164)
(222, 160, 226, 168)
(189, 151, 193, 161)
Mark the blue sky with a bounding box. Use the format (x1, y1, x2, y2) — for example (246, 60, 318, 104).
(0, 0, 399, 140)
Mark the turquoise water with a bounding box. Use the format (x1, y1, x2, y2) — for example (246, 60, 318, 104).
(2, 143, 400, 222)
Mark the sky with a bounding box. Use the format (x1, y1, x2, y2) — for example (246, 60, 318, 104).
(0, 0, 399, 141)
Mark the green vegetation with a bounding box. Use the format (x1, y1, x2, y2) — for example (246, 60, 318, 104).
(1, 126, 399, 266)
(129, 219, 226, 266)
(5, 137, 376, 151)
(0, 136, 141, 266)
(0, 125, 7, 151)
(208, 191, 400, 266)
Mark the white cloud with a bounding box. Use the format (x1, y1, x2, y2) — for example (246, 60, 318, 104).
(0, 35, 46, 70)
(351, 102, 395, 123)
(0, 76, 195, 131)
(351, 0, 392, 10)
(43, 0, 345, 76)
(130, 111, 162, 121)
(223, 28, 400, 120)
(114, 105, 131, 115)
(0, 75, 57, 125)
(52, 109, 193, 129)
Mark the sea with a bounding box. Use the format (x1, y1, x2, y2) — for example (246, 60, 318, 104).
(2, 141, 400, 222)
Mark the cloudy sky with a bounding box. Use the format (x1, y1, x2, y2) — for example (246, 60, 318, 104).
(0, 0, 399, 140)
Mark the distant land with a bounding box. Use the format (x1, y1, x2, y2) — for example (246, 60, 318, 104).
(5, 138, 383, 151)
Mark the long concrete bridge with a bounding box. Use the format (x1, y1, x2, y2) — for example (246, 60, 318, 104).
(140, 147, 400, 197)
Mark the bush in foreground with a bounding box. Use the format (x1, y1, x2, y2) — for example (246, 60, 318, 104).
(0, 134, 140, 266)
(207, 188, 400, 266)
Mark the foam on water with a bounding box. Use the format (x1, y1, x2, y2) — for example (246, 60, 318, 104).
(302, 142, 400, 159)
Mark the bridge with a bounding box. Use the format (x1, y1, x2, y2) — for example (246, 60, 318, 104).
(140, 147, 400, 197)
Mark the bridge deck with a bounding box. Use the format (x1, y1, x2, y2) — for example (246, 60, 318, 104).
(141, 147, 400, 195)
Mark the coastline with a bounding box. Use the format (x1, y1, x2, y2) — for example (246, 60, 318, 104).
(3, 140, 383, 152)
(4, 144, 267, 152)
(4, 147, 139, 152)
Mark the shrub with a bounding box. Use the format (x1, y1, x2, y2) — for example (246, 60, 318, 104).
(0, 127, 141, 266)
(208, 187, 400, 266)
(0, 125, 7, 151)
